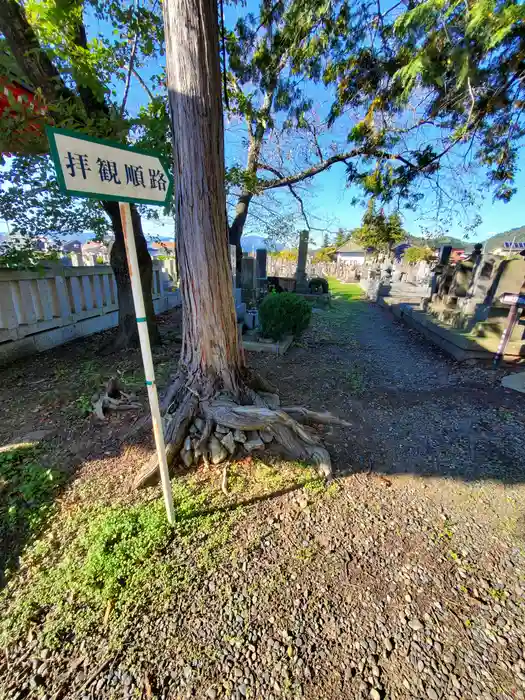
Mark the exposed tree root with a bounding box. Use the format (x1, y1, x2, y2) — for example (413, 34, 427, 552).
(92, 378, 141, 419)
(280, 406, 352, 427)
(133, 371, 349, 490)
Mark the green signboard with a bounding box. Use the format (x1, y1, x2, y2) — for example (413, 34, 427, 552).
(46, 127, 173, 207)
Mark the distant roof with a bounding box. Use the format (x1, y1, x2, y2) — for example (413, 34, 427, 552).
(336, 240, 366, 254)
(83, 241, 107, 249)
(152, 241, 176, 250)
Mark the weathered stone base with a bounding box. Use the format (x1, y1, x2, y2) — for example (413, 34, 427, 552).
(379, 298, 525, 363)
(242, 333, 294, 355)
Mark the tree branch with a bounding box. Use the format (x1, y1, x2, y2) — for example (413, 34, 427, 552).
(131, 68, 155, 101)
(72, 19, 111, 118)
(257, 149, 363, 190)
(121, 34, 139, 117)
(307, 120, 324, 163)
(288, 184, 311, 230)
(257, 139, 467, 194)
(257, 163, 311, 230)
(0, 0, 74, 104)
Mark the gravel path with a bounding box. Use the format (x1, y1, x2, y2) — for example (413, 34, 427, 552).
(255, 294, 525, 485)
(2, 291, 525, 700)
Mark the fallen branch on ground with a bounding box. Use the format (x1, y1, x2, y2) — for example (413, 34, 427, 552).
(92, 378, 141, 420)
(221, 462, 229, 495)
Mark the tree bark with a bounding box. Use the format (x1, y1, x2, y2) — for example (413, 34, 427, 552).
(104, 201, 160, 350)
(164, 0, 243, 392)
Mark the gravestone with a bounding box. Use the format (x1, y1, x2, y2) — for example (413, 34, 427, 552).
(241, 255, 256, 304)
(496, 257, 525, 298)
(230, 244, 237, 288)
(295, 230, 309, 293)
(448, 260, 475, 298)
(431, 246, 452, 297)
(458, 255, 522, 320)
(231, 244, 244, 314)
(255, 248, 267, 292)
(468, 243, 483, 265)
(438, 246, 452, 266)
(461, 254, 499, 311)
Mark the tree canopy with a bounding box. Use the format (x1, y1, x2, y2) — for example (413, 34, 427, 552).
(403, 245, 435, 264)
(312, 246, 337, 263)
(224, 0, 525, 248)
(2, 0, 524, 258)
(0, 155, 109, 246)
(0, 0, 166, 345)
(353, 201, 407, 252)
(324, 0, 525, 207)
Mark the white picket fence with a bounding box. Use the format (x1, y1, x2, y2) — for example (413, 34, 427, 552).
(0, 261, 180, 365)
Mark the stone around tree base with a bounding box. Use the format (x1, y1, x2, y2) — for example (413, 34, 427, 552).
(242, 333, 293, 355)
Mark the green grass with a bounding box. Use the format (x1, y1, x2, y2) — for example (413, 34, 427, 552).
(327, 279, 363, 302)
(0, 480, 235, 649)
(75, 394, 93, 417)
(0, 445, 66, 582)
(344, 364, 365, 394)
(0, 460, 323, 650)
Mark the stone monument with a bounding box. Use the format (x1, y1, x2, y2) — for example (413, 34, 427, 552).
(255, 248, 267, 294)
(240, 255, 256, 305)
(295, 230, 309, 293)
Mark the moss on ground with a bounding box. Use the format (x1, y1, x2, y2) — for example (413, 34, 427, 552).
(0, 457, 322, 651)
(0, 444, 66, 584)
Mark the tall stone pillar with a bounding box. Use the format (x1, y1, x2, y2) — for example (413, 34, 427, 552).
(295, 229, 309, 293)
(255, 248, 267, 292)
(241, 255, 256, 304)
(229, 244, 237, 287)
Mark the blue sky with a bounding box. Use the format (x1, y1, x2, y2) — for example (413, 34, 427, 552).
(219, 0, 525, 247)
(140, 0, 525, 247)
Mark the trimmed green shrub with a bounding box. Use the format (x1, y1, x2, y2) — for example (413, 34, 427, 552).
(259, 292, 312, 341)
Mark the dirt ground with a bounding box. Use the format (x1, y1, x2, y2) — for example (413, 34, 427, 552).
(1, 283, 525, 700)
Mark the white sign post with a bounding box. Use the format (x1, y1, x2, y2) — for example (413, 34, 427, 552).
(47, 127, 175, 524)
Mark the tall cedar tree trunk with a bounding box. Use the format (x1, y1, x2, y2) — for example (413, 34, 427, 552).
(164, 0, 243, 393)
(134, 0, 341, 489)
(104, 201, 160, 349)
(0, 0, 159, 350)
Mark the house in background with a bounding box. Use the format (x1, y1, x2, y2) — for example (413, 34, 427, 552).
(62, 240, 83, 255)
(335, 240, 366, 265)
(82, 241, 109, 262)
